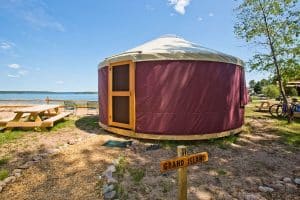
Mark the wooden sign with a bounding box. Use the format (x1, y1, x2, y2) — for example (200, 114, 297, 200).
(160, 146, 208, 200)
(160, 152, 208, 173)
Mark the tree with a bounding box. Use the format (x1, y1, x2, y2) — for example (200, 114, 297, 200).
(262, 85, 280, 98)
(254, 82, 262, 93)
(249, 80, 256, 88)
(234, 0, 299, 122)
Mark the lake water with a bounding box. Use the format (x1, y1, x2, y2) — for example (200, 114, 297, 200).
(0, 92, 98, 101)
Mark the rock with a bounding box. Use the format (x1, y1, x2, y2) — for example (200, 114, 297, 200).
(244, 193, 266, 200)
(32, 155, 42, 162)
(107, 165, 116, 173)
(67, 140, 75, 145)
(14, 172, 21, 178)
(3, 176, 15, 184)
(286, 183, 297, 192)
(103, 184, 114, 194)
(258, 186, 274, 193)
(273, 183, 284, 189)
(145, 144, 160, 151)
(192, 166, 200, 170)
(294, 178, 300, 185)
(107, 177, 117, 184)
(283, 177, 292, 183)
(104, 190, 116, 199)
(0, 186, 2, 192)
(19, 161, 34, 169)
(12, 169, 22, 174)
(0, 181, 5, 187)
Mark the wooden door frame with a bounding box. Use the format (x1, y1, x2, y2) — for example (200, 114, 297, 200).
(108, 60, 135, 130)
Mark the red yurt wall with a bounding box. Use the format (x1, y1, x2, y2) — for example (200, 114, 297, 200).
(98, 60, 247, 135)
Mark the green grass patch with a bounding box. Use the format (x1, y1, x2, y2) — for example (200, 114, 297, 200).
(207, 134, 239, 149)
(115, 156, 127, 179)
(128, 168, 145, 184)
(50, 119, 75, 131)
(217, 169, 227, 176)
(0, 130, 25, 146)
(0, 169, 9, 180)
(0, 156, 10, 166)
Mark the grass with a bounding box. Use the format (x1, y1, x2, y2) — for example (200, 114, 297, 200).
(0, 156, 10, 166)
(217, 169, 227, 176)
(0, 169, 9, 180)
(128, 168, 145, 184)
(245, 102, 300, 147)
(50, 119, 75, 131)
(0, 130, 25, 146)
(115, 156, 127, 179)
(207, 134, 239, 149)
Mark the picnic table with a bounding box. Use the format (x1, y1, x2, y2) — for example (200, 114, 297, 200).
(1, 104, 71, 129)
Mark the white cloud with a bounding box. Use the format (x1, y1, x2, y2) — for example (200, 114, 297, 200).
(8, 74, 20, 78)
(56, 80, 64, 84)
(197, 17, 203, 21)
(168, 0, 191, 15)
(0, 41, 14, 49)
(8, 63, 21, 69)
(208, 12, 214, 17)
(18, 70, 28, 75)
(2, 0, 65, 32)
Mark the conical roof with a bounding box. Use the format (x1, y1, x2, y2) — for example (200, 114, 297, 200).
(99, 35, 244, 68)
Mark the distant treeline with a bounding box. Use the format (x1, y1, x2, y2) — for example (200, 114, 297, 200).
(0, 91, 98, 94)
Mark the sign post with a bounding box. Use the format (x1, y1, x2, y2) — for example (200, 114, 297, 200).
(177, 145, 187, 200)
(160, 146, 208, 200)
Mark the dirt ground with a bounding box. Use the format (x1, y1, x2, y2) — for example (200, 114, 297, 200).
(0, 105, 299, 200)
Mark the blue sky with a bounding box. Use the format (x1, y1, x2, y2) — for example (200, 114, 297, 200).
(0, 0, 268, 92)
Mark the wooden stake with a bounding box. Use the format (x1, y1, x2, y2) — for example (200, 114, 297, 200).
(177, 145, 187, 200)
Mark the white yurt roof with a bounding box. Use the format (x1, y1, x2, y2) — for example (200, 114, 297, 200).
(99, 35, 244, 68)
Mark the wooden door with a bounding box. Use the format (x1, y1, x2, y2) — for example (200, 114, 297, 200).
(108, 61, 135, 129)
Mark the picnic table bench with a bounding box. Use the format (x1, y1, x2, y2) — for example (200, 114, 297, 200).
(1, 104, 71, 129)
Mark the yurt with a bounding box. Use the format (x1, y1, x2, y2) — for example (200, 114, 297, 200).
(98, 35, 248, 140)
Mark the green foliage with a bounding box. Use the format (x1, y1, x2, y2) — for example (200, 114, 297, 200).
(50, 119, 75, 131)
(262, 85, 280, 98)
(115, 156, 127, 179)
(249, 80, 256, 88)
(286, 87, 298, 96)
(234, 0, 299, 96)
(0, 169, 9, 180)
(0, 156, 10, 166)
(0, 131, 25, 146)
(254, 82, 262, 94)
(128, 168, 145, 184)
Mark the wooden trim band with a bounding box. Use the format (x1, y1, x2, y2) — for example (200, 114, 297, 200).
(99, 122, 242, 141)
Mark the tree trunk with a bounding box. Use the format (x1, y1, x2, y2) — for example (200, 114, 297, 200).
(258, 0, 292, 122)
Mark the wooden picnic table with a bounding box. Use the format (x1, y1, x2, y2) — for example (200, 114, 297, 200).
(4, 104, 71, 129)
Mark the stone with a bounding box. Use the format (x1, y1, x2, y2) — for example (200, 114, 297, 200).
(3, 176, 15, 184)
(258, 186, 274, 193)
(15, 172, 21, 178)
(0, 181, 5, 187)
(192, 166, 200, 170)
(273, 183, 284, 189)
(32, 155, 42, 162)
(103, 184, 114, 194)
(286, 183, 297, 192)
(244, 193, 266, 200)
(107, 165, 116, 173)
(294, 178, 300, 185)
(0, 186, 2, 192)
(104, 190, 116, 199)
(19, 161, 34, 169)
(67, 140, 75, 145)
(283, 177, 292, 183)
(12, 169, 22, 174)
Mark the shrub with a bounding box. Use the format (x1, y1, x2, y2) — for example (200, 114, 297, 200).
(0, 169, 9, 180)
(286, 87, 298, 97)
(262, 85, 280, 98)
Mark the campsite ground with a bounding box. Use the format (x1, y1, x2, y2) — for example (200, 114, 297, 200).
(0, 102, 299, 200)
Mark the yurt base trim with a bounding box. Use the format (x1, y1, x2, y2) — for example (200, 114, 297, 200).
(99, 122, 242, 141)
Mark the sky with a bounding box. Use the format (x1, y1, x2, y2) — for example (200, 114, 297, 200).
(0, 0, 269, 92)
